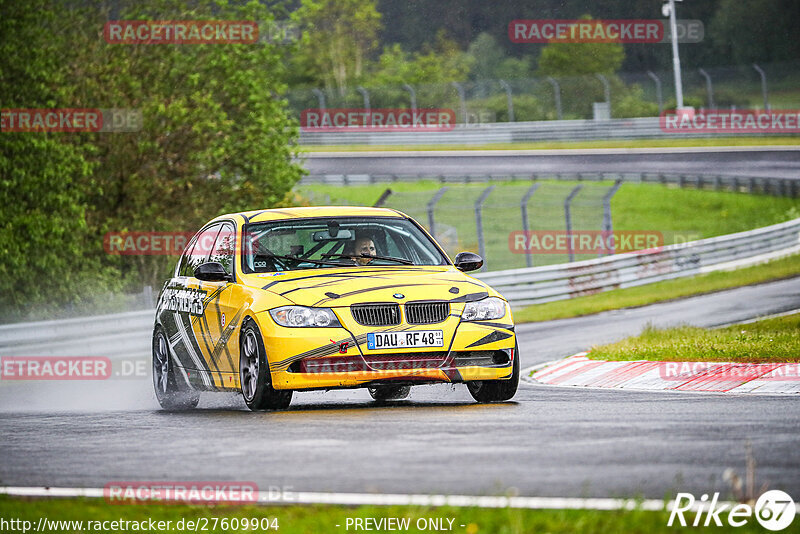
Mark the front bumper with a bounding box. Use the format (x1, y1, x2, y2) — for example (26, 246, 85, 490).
(260, 307, 516, 391)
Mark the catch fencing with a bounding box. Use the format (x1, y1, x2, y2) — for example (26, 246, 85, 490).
(300, 172, 799, 273)
(476, 216, 800, 308)
(292, 61, 800, 144)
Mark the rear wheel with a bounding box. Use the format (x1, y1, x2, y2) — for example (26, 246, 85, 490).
(368, 385, 411, 401)
(240, 320, 292, 411)
(152, 327, 199, 410)
(467, 343, 519, 403)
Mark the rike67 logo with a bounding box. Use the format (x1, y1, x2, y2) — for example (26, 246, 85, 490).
(669, 490, 796, 530)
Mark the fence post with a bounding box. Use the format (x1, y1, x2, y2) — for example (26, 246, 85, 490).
(373, 188, 392, 207)
(451, 82, 467, 124)
(546, 77, 563, 120)
(601, 180, 623, 256)
(521, 184, 540, 268)
(311, 88, 326, 111)
(499, 79, 515, 122)
(564, 185, 583, 262)
(426, 186, 448, 238)
(142, 285, 154, 308)
(596, 73, 611, 105)
(647, 71, 663, 115)
(356, 86, 370, 114)
(698, 68, 715, 108)
(475, 185, 495, 272)
(752, 64, 770, 111)
(402, 83, 417, 114)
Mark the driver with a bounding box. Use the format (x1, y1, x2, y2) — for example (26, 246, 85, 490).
(352, 234, 376, 265)
(345, 234, 376, 265)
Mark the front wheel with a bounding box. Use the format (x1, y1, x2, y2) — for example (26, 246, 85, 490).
(240, 320, 292, 411)
(467, 343, 519, 403)
(368, 385, 411, 401)
(152, 327, 199, 410)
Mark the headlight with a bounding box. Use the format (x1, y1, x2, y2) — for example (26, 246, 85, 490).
(269, 306, 341, 328)
(462, 297, 507, 321)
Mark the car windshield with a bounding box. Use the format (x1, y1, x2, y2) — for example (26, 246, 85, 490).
(242, 216, 448, 272)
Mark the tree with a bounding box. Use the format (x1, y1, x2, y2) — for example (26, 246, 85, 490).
(292, 0, 382, 94)
(467, 32, 534, 80)
(371, 31, 474, 87)
(709, 0, 800, 64)
(0, 0, 116, 319)
(1, 0, 306, 317)
(59, 0, 305, 289)
(537, 16, 624, 77)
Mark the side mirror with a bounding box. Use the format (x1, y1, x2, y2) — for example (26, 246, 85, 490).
(194, 262, 232, 282)
(454, 252, 483, 272)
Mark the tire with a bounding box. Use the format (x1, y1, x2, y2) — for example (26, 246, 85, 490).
(239, 319, 292, 411)
(368, 385, 411, 401)
(467, 342, 519, 403)
(152, 327, 200, 410)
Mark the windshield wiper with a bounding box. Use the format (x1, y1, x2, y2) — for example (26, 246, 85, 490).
(260, 253, 350, 268)
(321, 253, 413, 265)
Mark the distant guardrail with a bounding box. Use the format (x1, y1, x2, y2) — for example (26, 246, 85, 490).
(298, 118, 798, 146)
(0, 218, 797, 347)
(475, 217, 800, 307)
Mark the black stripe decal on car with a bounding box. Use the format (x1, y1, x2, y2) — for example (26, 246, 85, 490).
(465, 330, 513, 348)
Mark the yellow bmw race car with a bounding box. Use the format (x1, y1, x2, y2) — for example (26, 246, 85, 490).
(152, 206, 518, 410)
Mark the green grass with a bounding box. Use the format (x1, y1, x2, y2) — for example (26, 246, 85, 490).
(299, 136, 800, 152)
(514, 254, 800, 323)
(0, 496, 787, 533)
(588, 312, 800, 363)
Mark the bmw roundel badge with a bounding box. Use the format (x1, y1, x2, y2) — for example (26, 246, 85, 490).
(393, 293, 405, 299)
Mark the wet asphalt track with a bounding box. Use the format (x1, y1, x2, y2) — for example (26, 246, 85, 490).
(303, 147, 800, 179)
(1, 277, 798, 499)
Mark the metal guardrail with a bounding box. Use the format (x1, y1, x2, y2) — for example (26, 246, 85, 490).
(298, 117, 798, 145)
(0, 218, 797, 346)
(0, 309, 154, 357)
(475, 217, 800, 308)
(299, 171, 799, 198)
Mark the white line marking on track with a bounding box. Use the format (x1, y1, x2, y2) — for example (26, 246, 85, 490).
(0, 485, 677, 511)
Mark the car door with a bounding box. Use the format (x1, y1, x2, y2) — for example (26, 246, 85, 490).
(157, 223, 222, 390)
(198, 221, 241, 388)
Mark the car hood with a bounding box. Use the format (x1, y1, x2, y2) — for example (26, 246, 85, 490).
(241, 266, 498, 307)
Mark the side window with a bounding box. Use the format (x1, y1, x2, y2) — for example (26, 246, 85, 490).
(176, 238, 197, 277)
(184, 224, 221, 278)
(209, 223, 236, 274)
(384, 230, 404, 258)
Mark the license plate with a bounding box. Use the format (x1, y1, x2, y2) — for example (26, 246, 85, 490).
(367, 330, 444, 350)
